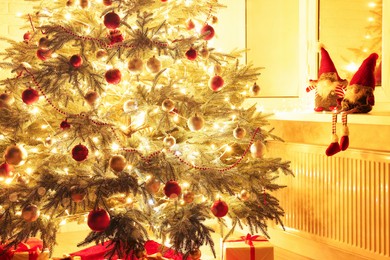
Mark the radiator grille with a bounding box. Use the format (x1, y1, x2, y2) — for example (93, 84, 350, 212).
(269, 142, 390, 258)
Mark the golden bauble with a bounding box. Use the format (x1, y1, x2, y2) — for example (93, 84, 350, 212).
(22, 204, 40, 222)
(214, 64, 222, 75)
(70, 186, 87, 203)
(146, 56, 162, 73)
(96, 49, 108, 59)
(187, 114, 205, 132)
(0, 93, 15, 107)
(109, 155, 127, 172)
(80, 0, 89, 8)
(211, 16, 218, 24)
(183, 191, 195, 204)
(66, 0, 75, 6)
(233, 126, 247, 139)
(37, 187, 46, 196)
(128, 57, 144, 73)
(240, 190, 250, 201)
(250, 140, 266, 158)
(4, 145, 27, 166)
(189, 249, 202, 260)
(84, 90, 99, 106)
(161, 98, 175, 112)
(145, 176, 161, 194)
(123, 99, 138, 113)
(250, 82, 261, 96)
(199, 46, 209, 59)
(163, 135, 176, 148)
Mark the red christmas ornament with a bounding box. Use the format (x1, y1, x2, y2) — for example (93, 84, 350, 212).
(211, 199, 228, 218)
(201, 24, 215, 40)
(103, 0, 112, 5)
(0, 162, 13, 178)
(36, 49, 52, 61)
(60, 120, 71, 130)
(87, 208, 111, 232)
(209, 75, 224, 92)
(71, 144, 89, 162)
(104, 12, 121, 29)
(186, 19, 195, 30)
(185, 48, 197, 61)
(163, 180, 181, 199)
(22, 88, 39, 105)
(69, 54, 83, 68)
(23, 32, 32, 42)
(105, 69, 122, 84)
(161, 0, 168, 2)
(108, 29, 124, 45)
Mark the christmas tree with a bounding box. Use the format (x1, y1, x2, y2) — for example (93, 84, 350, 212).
(0, 0, 292, 259)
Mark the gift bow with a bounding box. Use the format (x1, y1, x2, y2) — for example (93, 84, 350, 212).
(225, 234, 268, 260)
(139, 252, 172, 260)
(0, 242, 43, 260)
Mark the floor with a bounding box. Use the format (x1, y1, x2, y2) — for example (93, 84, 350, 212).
(53, 229, 311, 259)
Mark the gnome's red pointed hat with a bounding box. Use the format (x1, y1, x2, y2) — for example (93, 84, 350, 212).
(318, 47, 343, 80)
(350, 53, 379, 89)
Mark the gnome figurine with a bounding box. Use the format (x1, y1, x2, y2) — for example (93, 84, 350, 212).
(306, 47, 348, 111)
(325, 53, 379, 156)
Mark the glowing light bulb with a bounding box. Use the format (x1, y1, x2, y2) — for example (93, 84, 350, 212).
(41, 124, 49, 129)
(368, 17, 374, 22)
(60, 219, 67, 226)
(65, 13, 72, 20)
(26, 168, 33, 175)
(94, 151, 100, 157)
(368, 2, 377, 8)
(213, 123, 219, 129)
(182, 182, 189, 188)
(30, 107, 40, 115)
(225, 146, 232, 153)
(111, 143, 120, 151)
(92, 137, 99, 143)
(126, 198, 133, 204)
(5, 178, 13, 185)
(16, 12, 23, 17)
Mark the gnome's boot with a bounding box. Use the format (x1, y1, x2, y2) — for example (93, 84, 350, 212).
(326, 113, 341, 156)
(339, 112, 349, 151)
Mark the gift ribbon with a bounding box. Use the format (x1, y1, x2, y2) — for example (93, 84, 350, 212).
(0, 242, 42, 260)
(225, 234, 268, 260)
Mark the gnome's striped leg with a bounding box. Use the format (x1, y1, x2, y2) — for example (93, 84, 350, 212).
(325, 113, 341, 156)
(340, 112, 349, 151)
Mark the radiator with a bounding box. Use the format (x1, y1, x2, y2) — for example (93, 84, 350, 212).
(268, 141, 390, 259)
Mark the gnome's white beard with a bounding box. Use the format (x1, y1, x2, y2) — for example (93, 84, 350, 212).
(316, 79, 338, 97)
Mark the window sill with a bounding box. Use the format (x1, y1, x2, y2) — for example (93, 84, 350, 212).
(244, 97, 390, 126)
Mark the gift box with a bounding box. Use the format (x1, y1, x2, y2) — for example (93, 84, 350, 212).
(69, 240, 182, 260)
(0, 238, 49, 260)
(222, 234, 274, 260)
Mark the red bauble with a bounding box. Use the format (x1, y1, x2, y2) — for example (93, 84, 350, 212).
(23, 32, 32, 42)
(105, 69, 122, 84)
(186, 19, 195, 30)
(109, 30, 124, 45)
(209, 75, 224, 92)
(103, 0, 112, 5)
(69, 54, 83, 68)
(71, 144, 89, 162)
(201, 24, 215, 40)
(163, 180, 181, 199)
(104, 12, 121, 29)
(161, 0, 168, 2)
(87, 208, 111, 232)
(211, 199, 228, 218)
(36, 49, 52, 61)
(0, 162, 13, 178)
(22, 88, 39, 105)
(185, 48, 197, 61)
(60, 120, 71, 130)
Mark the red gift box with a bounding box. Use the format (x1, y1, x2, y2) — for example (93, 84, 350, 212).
(0, 238, 49, 260)
(70, 240, 182, 260)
